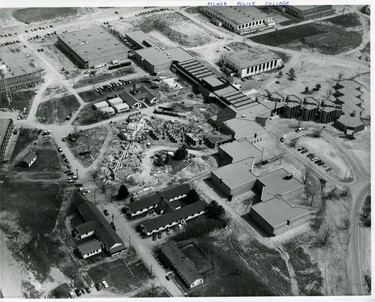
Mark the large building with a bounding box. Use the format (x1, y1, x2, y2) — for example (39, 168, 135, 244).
(201, 6, 276, 35)
(218, 138, 262, 166)
(134, 47, 193, 74)
(0, 119, 13, 162)
(125, 30, 159, 49)
(286, 5, 334, 19)
(221, 48, 283, 78)
(249, 196, 310, 236)
(0, 46, 44, 91)
(57, 27, 129, 68)
(76, 200, 125, 256)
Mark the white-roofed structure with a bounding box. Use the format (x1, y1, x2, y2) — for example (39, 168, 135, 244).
(113, 103, 129, 113)
(93, 101, 109, 110)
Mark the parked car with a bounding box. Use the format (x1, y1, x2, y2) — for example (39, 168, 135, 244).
(95, 283, 102, 291)
(68, 291, 75, 298)
(102, 280, 109, 288)
(74, 289, 81, 297)
(297, 147, 303, 151)
(85, 287, 91, 294)
(301, 150, 308, 154)
(58, 147, 63, 152)
(103, 209, 109, 216)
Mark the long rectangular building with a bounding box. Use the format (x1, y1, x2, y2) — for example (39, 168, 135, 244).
(0, 119, 13, 162)
(57, 27, 129, 68)
(201, 6, 275, 35)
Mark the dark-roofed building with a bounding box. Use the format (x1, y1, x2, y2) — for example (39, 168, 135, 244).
(161, 243, 204, 288)
(286, 5, 334, 19)
(201, 6, 275, 35)
(119, 91, 142, 109)
(75, 221, 97, 239)
(77, 239, 102, 259)
(124, 184, 191, 217)
(249, 196, 310, 236)
(140, 200, 207, 236)
(135, 47, 193, 73)
(78, 200, 125, 255)
(0, 119, 13, 162)
(218, 138, 261, 166)
(20, 150, 37, 167)
(57, 27, 129, 68)
(125, 30, 159, 49)
(221, 48, 283, 78)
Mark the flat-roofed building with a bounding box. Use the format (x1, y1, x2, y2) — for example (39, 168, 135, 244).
(107, 97, 123, 107)
(135, 47, 193, 74)
(93, 101, 109, 111)
(249, 196, 310, 236)
(211, 159, 257, 198)
(57, 27, 129, 68)
(0, 119, 13, 161)
(113, 103, 129, 113)
(101, 107, 115, 115)
(201, 6, 275, 35)
(221, 48, 283, 78)
(218, 138, 261, 166)
(125, 30, 159, 49)
(77, 239, 102, 259)
(286, 5, 334, 20)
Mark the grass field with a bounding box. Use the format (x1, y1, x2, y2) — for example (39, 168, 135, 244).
(0, 90, 35, 115)
(87, 258, 151, 294)
(11, 128, 40, 161)
(13, 8, 77, 23)
(36, 95, 80, 124)
(0, 177, 66, 281)
(326, 13, 361, 28)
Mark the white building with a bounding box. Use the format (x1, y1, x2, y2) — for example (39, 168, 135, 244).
(107, 97, 123, 107)
(93, 101, 109, 111)
(113, 103, 130, 113)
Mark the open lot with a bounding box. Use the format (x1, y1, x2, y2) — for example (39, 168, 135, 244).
(12, 8, 77, 23)
(36, 95, 80, 124)
(10, 128, 40, 161)
(326, 13, 361, 28)
(0, 90, 36, 117)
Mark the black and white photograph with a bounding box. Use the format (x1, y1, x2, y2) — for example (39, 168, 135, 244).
(0, 1, 372, 300)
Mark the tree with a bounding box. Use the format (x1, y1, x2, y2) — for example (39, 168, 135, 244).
(337, 71, 344, 81)
(315, 83, 321, 91)
(89, 169, 100, 182)
(277, 71, 283, 78)
(164, 153, 171, 165)
(186, 189, 200, 204)
(97, 180, 109, 194)
(316, 225, 331, 246)
(205, 201, 225, 220)
(173, 145, 188, 160)
(117, 184, 129, 200)
(288, 68, 296, 80)
(304, 86, 309, 94)
(290, 138, 298, 147)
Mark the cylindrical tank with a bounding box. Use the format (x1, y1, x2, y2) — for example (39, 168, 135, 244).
(0, 64, 8, 76)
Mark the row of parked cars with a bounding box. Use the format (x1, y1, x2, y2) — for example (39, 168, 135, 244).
(296, 147, 332, 172)
(95, 80, 132, 94)
(0, 40, 21, 47)
(69, 281, 109, 298)
(135, 8, 170, 17)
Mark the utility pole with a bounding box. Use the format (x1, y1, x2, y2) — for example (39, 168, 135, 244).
(76, 168, 79, 179)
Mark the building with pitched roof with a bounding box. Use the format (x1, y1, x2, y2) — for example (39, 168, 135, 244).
(20, 150, 37, 167)
(286, 5, 334, 19)
(77, 239, 102, 259)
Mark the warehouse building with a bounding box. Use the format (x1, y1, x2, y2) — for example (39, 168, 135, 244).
(77, 200, 125, 256)
(0, 119, 13, 162)
(107, 97, 123, 107)
(221, 48, 283, 78)
(113, 103, 129, 113)
(0, 46, 44, 91)
(249, 196, 310, 236)
(93, 101, 109, 111)
(201, 6, 275, 35)
(218, 138, 261, 166)
(57, 27, 129, 68)
(286, 5, 334, 19)
(125, 30, 159, 49)
(135, 47, 193, 74)
(160, 243, 204, 288)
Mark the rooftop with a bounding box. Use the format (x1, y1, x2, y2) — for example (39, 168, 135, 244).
(135, 47, 193, 66)
(58, 27, 129, 62)
(0, 119, 12, 145)
(212, 159, 257, 190)
(125, 30, 158, 48)
(224, 118, 267, 140)
(204, 6, 272, 26)
(222, 48, 281, 69)
(21, 150, 37, 165)
(77, 239, 102, 255)
(219, 138, 261, 162)
(292, 5, 331, 11)
(258, 168, 304, 201)
(251, 197, 310, 228)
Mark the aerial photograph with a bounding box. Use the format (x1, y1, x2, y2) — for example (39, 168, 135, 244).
(0, 3, 371, 299)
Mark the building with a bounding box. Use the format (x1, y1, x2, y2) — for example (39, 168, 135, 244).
(139, 200, 207, 236)
(125, 30, 159, 49)
(119, 91, 142, 109)
(201, 6, 275, 35)
(93, 101, 109, 111)
(77, 200, 125, 255)
(301, 97, 319, 121)
(74, 221, 97, 239)
(101, 107, 115, 115)
(134, 47, 193, 74)
(160, 243, 204, 288)
(218, 138, 261, 166)
(107, 97, 123, 107)
(286, 5, 334, 19)
(77, 239, 102, 259)
(211, 159, 257, 199)
(222, 118, 267, 142)
(255, 168, 304, 202)
(124, 184, 191, 217)
(0, 119, 13, 162)
(57, 27, 129, 68)
(113, 103, 129, 113)
(137, 86, 158, 104)
(20, 150, 37, 167)
(221, 48, 283, 78)
(249, 196, 310, 236)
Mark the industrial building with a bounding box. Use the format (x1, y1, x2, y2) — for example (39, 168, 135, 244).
(77, 200, 125, 256)
(0, 47, 44, 91)
(201, 6, 276, 35)
(134, 47, 193, 74)
(125, 30, 159, 49)
(20, 150, 37, 167)
(220, 48, 283, 78)
(286, 5, 334, 19)
(249, 196, 310, 236)
(57, 27, 129, 68)
(0, 118, 13, 162)
(218, 139, 262, 166)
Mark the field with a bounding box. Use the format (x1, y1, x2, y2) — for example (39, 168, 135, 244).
(36, 95, 80, 124)
(326, 13, 361, 28)
(0, 90, 36, 116)
(250, 23, 362, 55)
(12, 8, 77, 23)
(87, 258, 151, 294)
(10, 128, 40, 161)
(66, 126, 109, 167)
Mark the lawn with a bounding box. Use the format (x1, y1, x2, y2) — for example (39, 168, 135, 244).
(326, 13, 361, 28)
(36, 95, 80, 124)
(12, 8, 77, 23)
(87, 258, 151, 294)
(0, 90, 35, 116)
(11, 128, 40, 161)
(0, 177, 66, 281)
